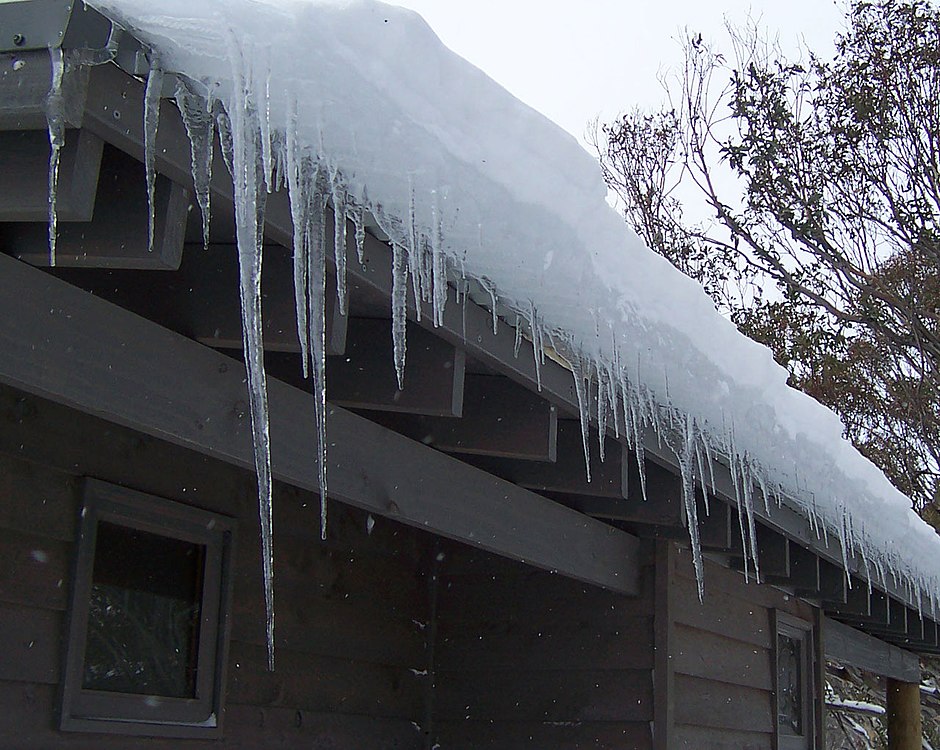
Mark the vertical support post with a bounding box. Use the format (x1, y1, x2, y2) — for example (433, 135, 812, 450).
(886, 678, 922, 750)
(653, 541, 674, 750)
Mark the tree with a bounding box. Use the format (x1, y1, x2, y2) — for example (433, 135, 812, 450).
(594, 0, 940, 512)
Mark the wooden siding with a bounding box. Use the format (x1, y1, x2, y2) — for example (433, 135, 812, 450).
(431, 543, 656, 750)
(0, 385, 432, 749)
(664, 545, 819, 750)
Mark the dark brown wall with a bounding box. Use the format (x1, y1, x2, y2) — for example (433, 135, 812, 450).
(0, 385, 433, 749)
(662, 544, 818, 750)
(430, 542, 656, 750)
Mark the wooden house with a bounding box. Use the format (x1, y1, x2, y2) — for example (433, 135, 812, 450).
(0, 2, 935, 748)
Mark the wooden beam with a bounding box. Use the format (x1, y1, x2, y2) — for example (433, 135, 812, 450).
(549, 457, 682, 524)
(729, 522, 790, 579)
(699, 501, 734, 551)
(327, 319, 465, 417)
(838, 590, 901, 636)
(364, 374, 558, 460)
(0, 253, 640, 594)
(0, 49, 87, 131)
(0, 128, 102, 221)
(766, 541, 819, 590)
(825, 580, 872, 618)
(184, 243, 347, 356)
(465, 420, 628, 498)
(797, 558, 847, 602)
(823, 617, 920, 683)
(8, 145, 189, 269)
(886, 678, 922, 750)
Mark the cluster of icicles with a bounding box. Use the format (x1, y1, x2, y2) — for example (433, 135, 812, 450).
(43, 49, 939, 670)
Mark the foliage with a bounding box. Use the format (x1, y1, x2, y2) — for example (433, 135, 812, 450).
(594, 0, 940, 512)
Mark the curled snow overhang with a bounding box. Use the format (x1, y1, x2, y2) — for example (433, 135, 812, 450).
(3, 0, 940, 665)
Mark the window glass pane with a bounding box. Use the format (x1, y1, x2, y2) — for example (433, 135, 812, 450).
(82, 521, 205, 698)
(777, 632, 804, 736)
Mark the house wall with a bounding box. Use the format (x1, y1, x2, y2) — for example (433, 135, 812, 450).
(663, 544, 821, 750)
(430, 541, 657, 750)
(0, 384, 433, 749)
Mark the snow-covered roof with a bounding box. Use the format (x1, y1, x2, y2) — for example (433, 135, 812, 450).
(87, 0, 940, 611)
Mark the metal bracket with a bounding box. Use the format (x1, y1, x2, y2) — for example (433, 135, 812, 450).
(0, 0, 153, 78)
(0, 0, 74, 52)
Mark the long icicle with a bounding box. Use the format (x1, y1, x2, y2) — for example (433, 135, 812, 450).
(174, 76, 215, 251)
(143, 59, 164, 253)
(329, 166, 349, 315)
(571, 355, 592, 484)
(392, 243, 409, 390)
(228, 42, 275, 670)
(307, 169, 329, 541)
(45, 47, 66, 267)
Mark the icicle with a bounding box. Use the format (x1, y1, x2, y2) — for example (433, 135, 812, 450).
(391, 243, 408, 389)
(481, 279, 498, 335)
(703, 436, 717, 495)
(352, 202, 366, 265)
(285, 98, 309, 377)
(306, 170, 330, 544)
(756, 472, 771, 516)
(526, 303, 542, 392)
(430, 193, 447, 327)
(728, 430, 752, 582)
(608, 349, 622, 440)
(143, 60, 164, 253)
(228, 38, 275, 669)
(679, 415, 704, 599)
(329, 166, 348, 315)
(739, 457, 760, 582)
(259, 58, 274, 193)
(215, 103, 235, 177)
(595, 365, 608, 463)
(694, 437, 710, 516)
(45, 47, 66, 267)
(571, 356, 592, 484)
(626, 388, 648, 503)
(406, 181, 423, 322)
(513, 316, 523, 357)
(175, 77, 214, 251)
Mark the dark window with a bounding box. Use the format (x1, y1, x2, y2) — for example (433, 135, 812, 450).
(777, 631, 804, 734)
(61, 479, 234, 737)
(776, 612, 815, 749)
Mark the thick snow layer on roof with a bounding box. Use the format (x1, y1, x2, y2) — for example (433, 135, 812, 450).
(87, 0, 940, 615)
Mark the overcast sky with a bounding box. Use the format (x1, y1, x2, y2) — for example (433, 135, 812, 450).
(390, 0, 846, 150)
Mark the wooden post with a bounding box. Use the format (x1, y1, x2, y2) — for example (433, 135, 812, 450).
(886, 678, 921, 750)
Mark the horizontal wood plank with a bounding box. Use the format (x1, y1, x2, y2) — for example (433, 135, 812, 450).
(0, 452, 78, 541)
(437, 614, 654, 672)
(0, 253, 640, 595)
(433, 720, 651, 750)
(227, 642, 425, 720)
(0, 603, 63, 685)
(673, 724, 772, 750)
(671, 623, 771, 690)
(824, 616, 921, 682)
(673, 674, 773, 732)
(434, 668, 652, 722)
(0, 681, 423, 749)
(0, 528, 71, 611)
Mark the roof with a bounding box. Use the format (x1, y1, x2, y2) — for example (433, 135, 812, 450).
(2, 0, 939, 654)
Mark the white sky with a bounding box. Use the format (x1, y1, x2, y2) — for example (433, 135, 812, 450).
(389, 0, 846, 150)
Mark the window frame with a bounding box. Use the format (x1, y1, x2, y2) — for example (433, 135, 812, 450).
(60, 478, 235, 737)
(774, 610, 817, 750)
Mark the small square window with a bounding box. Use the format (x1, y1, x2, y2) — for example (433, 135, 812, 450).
(775, 612, 816, 750)
(60, 479, 235, 737)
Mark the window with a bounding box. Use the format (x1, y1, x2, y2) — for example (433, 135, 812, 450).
(60, 479, 234, 737)
(775, 612, 816, 750)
